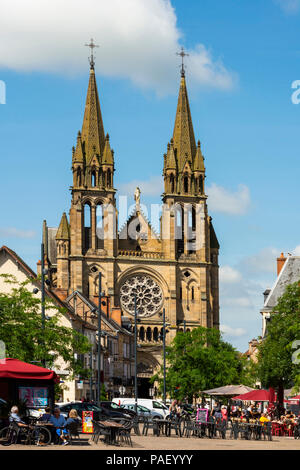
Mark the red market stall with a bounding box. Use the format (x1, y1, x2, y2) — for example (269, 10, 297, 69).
(0, 358, 59, 410)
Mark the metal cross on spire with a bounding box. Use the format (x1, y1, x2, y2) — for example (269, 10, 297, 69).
(85, 38, 99, 69)
(176, 46, 189, 77)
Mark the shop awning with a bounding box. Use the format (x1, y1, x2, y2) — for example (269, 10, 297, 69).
(0, 358, 59, 383)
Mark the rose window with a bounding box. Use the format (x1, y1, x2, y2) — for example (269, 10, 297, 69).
(120, 275, 163, 317)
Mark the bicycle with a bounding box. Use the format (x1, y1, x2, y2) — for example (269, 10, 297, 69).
(0, 423, 19, 446)
(0, 419, 52, 446)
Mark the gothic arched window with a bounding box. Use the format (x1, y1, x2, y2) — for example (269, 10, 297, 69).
(153, 327, 158, 342)
(146, 327, 152, 342)
(77, 168, 82, 186)
(191, 286, 195, 301)
(170, 174, 175, 193)
(96, 203, 104, 249)
(107, 169, 112, 188)
(199, 175, 203, 193)
(184, 175, 189, 193)
(175, 204, 184, 254)
(84, 203, 91, 228)
(139, 327, 145, 342)
(192, 205, 196, 231)
(92, 170, 96, 187)
(84, 203, 92, 251)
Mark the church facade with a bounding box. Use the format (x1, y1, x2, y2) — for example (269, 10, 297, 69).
(43, 57, 220, 394)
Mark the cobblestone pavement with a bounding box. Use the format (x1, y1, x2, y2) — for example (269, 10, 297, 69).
(1, 434, 300, 450)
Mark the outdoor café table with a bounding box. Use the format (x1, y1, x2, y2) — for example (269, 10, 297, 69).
(232, 421, 272, 441)
(159, 418, 183, 437)
(196, 421, 213, 438)
(99, 420, 124, 445)
(150, 419, 170, 436)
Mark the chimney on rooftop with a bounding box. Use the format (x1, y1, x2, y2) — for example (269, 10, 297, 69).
(277, 252, 286, 276)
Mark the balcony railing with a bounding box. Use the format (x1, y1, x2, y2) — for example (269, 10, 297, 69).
(118, 250, 163, 259)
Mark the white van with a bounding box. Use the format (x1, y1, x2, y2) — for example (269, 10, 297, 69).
(112, 398, 170, 419)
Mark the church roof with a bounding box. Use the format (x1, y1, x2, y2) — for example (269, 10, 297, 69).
(209, 220, 220, 250)
(118, 207, 160, 241)
(0, 246, 91, 327)
(81, 66, 105, 164)
(262, 256, 300, 311)
(172, 72, 196, 169)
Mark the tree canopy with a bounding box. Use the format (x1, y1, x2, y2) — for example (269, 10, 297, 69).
(0, 275, 91, 379)
(257, 282, 300, 395)
(152, 326, 256, 401)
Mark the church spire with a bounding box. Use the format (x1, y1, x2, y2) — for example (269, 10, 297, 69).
(56, 212, 70, 240)
(81, 47, 105, 165)
(172, 65, 196, 168)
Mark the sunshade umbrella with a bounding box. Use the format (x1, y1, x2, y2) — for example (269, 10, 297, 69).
(233, 389, 271, 401)
(202, 385, 254, 396)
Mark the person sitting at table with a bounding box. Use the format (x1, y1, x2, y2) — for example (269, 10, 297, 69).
(212, 403, 222, 422)
(285, 409, 295, 419)
(240, 410, 248, 423)
(259, 413, 270, 427)
(221, 405, 228, 422)
(49, 407, 68, 445)
(39, 407, 52, 423)
(9, 406, 29, 428)
(66, 409, 80, 427)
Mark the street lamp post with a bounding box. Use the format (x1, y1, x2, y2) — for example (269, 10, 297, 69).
(97, 272, 102, 405)
(41, 243, 46, 367)
(134, 294, 138, 415)
(162, 308, 166, 405)
(89, 349, 93, 401)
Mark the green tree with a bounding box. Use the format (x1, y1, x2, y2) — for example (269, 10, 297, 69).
(257, 282, 300, 401)
(0, 275, 91, 379)
(152, 326, 256, 402)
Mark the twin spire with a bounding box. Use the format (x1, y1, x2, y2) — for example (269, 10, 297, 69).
(164, 56, 205, 197)
(73, 42, 204, 197)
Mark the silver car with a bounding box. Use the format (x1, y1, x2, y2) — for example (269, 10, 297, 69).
(121, 404, 162, 419)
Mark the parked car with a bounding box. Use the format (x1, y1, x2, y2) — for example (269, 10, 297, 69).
(56, 401, 132, 421)
(100, 401, 136, 418)
(121, 403, 162, 419)
(112, 398, 170, 419)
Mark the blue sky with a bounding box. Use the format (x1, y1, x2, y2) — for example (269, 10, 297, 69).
(1, 0, 300, 351)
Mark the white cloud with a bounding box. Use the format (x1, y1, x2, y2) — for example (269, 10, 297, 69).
(275, 0, 300, 14)
(0, 227, 36, 239)
(240, 247, 279, 275)
(0, 0, 236, 94)
(220, 324, 247, 338)
(206, 183, 251, 215)
(219, 265, 242, 284)
(222, 296, 252, 308)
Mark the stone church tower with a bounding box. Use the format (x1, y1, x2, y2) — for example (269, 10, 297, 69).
(43, 59, 220, 392)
